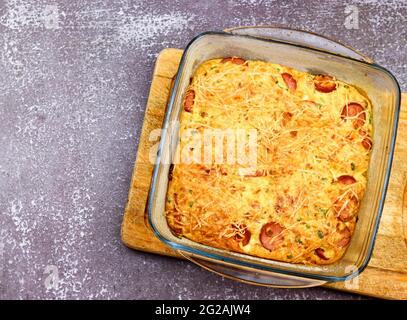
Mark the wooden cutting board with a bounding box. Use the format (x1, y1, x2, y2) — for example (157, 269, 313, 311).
(121, 48, 407, 299)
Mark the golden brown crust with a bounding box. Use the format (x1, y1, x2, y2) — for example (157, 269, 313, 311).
(165, 57, 372, 265)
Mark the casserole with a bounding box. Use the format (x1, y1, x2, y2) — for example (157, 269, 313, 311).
(148, 27, 400, 287)
(166, 57, 373, 265)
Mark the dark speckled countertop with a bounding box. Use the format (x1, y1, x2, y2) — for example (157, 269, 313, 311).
(0, 0, 406, 300)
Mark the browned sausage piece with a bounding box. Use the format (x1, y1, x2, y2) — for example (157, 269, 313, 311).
(314, 75, 337, 93)
(359, 130, 372, 151)
(282, 111, 293, 126)
(333, 195, 359, 222)
(341, 103, 366, 129)
(184, 90, 195, 112)
(232, 224, 251, 246)
(260, 222, 284, 251)
(315, 248, 329, 260)
(337, 175, 357, 185)
(221, 57, 246, 65)
(337, 227, 351, 248)
(362, 136, 372, 150)
(281, 73, 297, 91)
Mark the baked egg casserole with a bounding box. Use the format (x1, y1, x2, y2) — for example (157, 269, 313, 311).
(165, 57, 373, 265)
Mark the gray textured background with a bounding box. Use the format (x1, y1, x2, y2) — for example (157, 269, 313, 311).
(0, 0, 406, 300)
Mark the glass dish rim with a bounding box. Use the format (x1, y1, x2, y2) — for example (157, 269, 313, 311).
(147, 31, 401, 282)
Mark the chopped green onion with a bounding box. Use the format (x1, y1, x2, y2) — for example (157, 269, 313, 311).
(319, 208, 329, 216)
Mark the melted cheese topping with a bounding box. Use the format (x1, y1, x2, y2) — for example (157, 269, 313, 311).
(165, 58, 373, 265)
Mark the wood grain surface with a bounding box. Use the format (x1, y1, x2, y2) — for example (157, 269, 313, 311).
(121, 48, 407, 300)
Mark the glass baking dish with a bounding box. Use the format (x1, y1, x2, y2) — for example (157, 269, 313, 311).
(147, 27, 400, 287)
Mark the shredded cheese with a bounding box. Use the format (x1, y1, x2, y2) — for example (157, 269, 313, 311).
(166, 57, 373, 265)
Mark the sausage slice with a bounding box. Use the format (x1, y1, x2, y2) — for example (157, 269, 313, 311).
(314, 75, 337, 93)
(337, 175, 357, 185)
(359, 130, 372, 151)
(337, 227, 351, 248)
(184, 90, 195, 112)
(315, 248, 329, 260)
(221, 57, 246, 65)
(333, 195, 359, 222)
(232, 224, 251, 246)
(341, 103, 366, 129)
(281, 73, 297, 91)
(260, 222, 284, 251)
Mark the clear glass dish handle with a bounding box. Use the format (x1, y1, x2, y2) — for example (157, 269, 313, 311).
(224, 26, 374, 64)
(178, 251, 326, 288)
